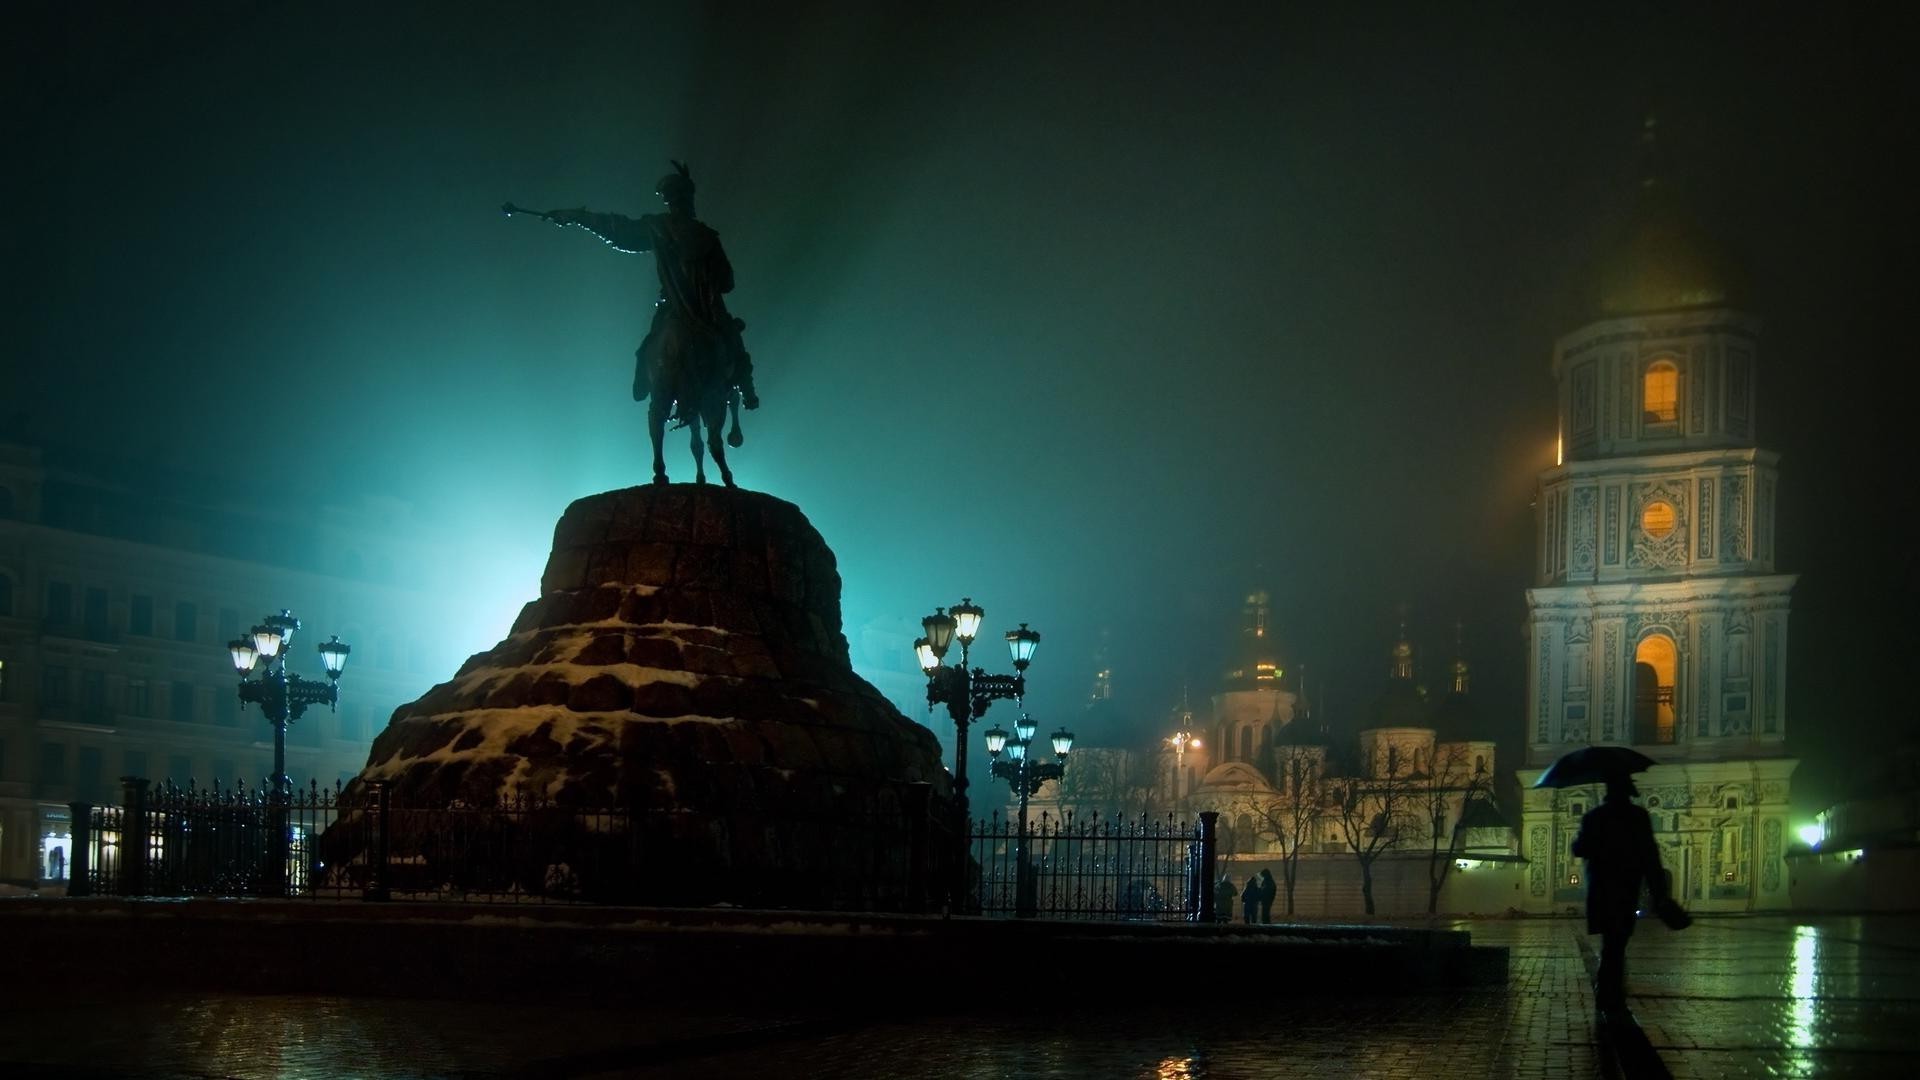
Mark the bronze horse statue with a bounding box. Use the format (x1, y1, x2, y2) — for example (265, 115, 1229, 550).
(642, 349, 746, 487)
(507, 159, 761, 487)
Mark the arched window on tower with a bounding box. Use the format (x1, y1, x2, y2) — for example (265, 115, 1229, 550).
(1239, 725, 1253, 762)
(1633, 634, 1679, 745)
(1643, 360, 1679, 425)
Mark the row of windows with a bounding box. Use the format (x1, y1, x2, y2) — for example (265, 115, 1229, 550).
(0, 575, 225, 644)
(26, 740, 349, 800)
(4, 660, 379, 741)
(0, 576, 421, 673)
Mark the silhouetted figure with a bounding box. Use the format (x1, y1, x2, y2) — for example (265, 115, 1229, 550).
(48, 847, 65, 881)
(1257, 868, 1277, 924)
(1572, 776, 1671, 1011)
(509, 162, 757, 486)
(1242, 874, 1260, 924)
(1213, 873, 1237, 924)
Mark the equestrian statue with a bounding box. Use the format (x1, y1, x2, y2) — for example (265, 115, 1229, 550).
(505, 162, 759, 486)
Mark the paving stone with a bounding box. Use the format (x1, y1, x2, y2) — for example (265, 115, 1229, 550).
(1, 915, 1911, 1078)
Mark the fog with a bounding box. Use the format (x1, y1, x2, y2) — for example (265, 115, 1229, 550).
(8, 2, 1912, 809)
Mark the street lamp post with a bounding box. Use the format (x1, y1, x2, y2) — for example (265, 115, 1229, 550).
(227, 609, 350, 897)
(1167, 725, 1201, 809)
(983, 717, 1074, 917)
(916, 599, 1039, 912)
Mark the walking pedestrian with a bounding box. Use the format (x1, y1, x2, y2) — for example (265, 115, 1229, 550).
(1241, 874, 1260, 924)
(1257, 868, 1277, 924)
(1572, 775, 1683, 1011)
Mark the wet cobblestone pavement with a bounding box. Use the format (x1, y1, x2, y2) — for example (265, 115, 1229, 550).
(0, 915, 1912, 1078)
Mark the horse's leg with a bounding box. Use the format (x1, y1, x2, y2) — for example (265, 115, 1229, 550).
(648, 397, 670, 484)
(690, 413, 707, 484)
(706, 399, 735, 488)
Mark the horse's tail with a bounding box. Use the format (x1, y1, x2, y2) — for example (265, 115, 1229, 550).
(726, 388, 744, 448)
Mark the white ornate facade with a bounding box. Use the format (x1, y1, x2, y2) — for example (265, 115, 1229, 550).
(1517, 144, 1798, 913)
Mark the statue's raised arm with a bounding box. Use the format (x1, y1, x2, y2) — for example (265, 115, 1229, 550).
(502, 202, 652, 253)
(552, 207, 655, 254)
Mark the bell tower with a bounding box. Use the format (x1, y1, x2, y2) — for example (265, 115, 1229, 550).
(1518, 119, 1797, 914)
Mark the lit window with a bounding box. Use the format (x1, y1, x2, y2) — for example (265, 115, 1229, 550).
(1643, 361, 1678, 424)
(1642, 502, 1677, 538)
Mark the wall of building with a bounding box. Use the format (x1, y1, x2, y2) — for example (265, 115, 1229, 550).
(1787, 848, 1920, 912)
(1517, 759, 1796, 915)
(1216, 853, 1530, 917)
(0, 443, 443, 886)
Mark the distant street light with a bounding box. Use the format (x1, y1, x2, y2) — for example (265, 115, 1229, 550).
(915, 598, 1038, 912)
(1167, 725, 1202, 807)
(983, 714, 1073, 917)
(228, 609, 350, 896)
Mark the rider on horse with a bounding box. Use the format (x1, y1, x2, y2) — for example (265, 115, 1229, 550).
(544, 162, 759, 420)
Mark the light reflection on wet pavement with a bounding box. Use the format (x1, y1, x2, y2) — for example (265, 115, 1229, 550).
(0, 916, 1912, 1078)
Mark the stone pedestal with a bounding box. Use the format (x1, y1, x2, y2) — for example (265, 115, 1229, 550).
(347, 485, 951, 906)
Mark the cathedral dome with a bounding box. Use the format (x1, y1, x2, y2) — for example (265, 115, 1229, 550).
(1223, 589, 1289, 690)
(1589, 189, 1747, 317)
(1586, 120, 1749, 319)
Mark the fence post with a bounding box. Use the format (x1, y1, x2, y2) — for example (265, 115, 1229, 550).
(364, 780, 391, 901)
(902, 782, 931, 914)
(1198, 811, 1219, 924)
(67, 802, 94, 897)
(119, 776, 151, 897)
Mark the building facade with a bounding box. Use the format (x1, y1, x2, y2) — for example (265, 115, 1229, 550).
(1156, 597, 1519, 915)
(1516, 131, 1798, 914)
(0, 439, 442, 888)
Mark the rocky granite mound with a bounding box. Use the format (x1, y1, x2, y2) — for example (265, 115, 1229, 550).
(340, 485, 951, 905)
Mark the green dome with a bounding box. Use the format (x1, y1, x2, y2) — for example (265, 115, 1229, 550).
(1589, 181, 1747, 318)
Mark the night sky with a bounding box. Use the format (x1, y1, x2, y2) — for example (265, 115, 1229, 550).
(7, 2, 1914, 812)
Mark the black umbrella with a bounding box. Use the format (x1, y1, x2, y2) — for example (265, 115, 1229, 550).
(1532, 745, 1660, 789)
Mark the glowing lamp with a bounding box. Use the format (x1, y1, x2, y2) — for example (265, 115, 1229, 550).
(318, 635, 352, 680)
(1051, 728, 1075, 756)
(1006, 623, 1040, 671)
(1015, 714, 1038, 743)
(984, 724, 1008, 757)
(1797, 824, 1824, 848)
(265, 609, 300, 648)
(1007, 739, 1028, 762)
(923, 608, 957, 660)
(952, 598, 984, 645)
(914, 637, 940, 674)
(228, 638, 259, 676)
(251, 623, 283, 660)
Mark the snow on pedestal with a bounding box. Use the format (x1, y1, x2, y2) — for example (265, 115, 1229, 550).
(343, 484, 950, 905)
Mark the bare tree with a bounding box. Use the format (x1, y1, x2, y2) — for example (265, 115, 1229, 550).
(1048, 746, 1161, 824)
(1334, 745, 1423, 915)
(1418, 742, 1491, 914)
(1237, 746, 1330, 916)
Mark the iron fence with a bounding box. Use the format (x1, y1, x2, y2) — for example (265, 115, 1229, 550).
(969, 811, 1208, 920)
(72, 777, 1218, 920)
(76, 776, 950, 911)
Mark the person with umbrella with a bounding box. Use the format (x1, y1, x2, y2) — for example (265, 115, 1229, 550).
(1538, 746, 1689, 1012)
